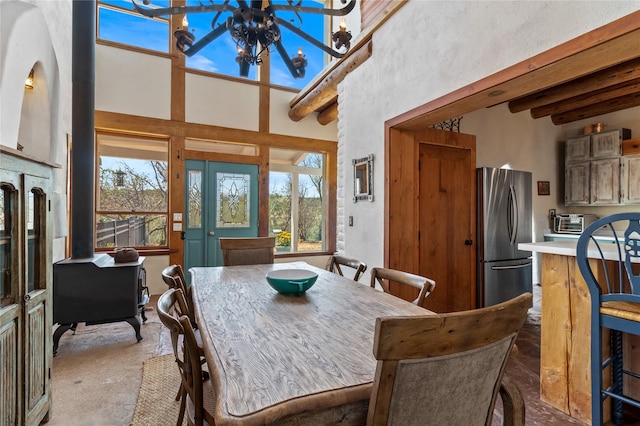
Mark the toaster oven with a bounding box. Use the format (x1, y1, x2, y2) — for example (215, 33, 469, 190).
(554, 214, 599, 234)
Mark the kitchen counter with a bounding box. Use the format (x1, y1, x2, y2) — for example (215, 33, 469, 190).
(519, 240, 639, 262)
(518, 240, 640, 423)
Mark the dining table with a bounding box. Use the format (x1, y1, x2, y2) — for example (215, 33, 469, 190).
(189, 261, 433, 426)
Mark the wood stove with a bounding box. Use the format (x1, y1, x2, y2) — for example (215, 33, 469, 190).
(52, 253, 148, 355)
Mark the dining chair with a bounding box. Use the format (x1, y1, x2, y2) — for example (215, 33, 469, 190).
(219, 236, 276, 266)
(327, 254, 368, 281)
(370, 267, 435, 308)
(367, 292, 532, 426)
(161, 264, 197, 328)
(576, 212, 640, 425)
(157, 288, 215, 426)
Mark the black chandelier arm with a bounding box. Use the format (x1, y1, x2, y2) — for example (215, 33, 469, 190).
(269, 0, 356, 17)
(131, 0, 236, 18)
(273, 38, 304, 79)
(181, 23, 228, 57)
(275, 17, 346, 58)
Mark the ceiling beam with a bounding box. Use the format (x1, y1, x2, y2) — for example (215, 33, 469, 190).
(288, 40, 372, 122)
(317, 102, 339, 125)
(551, 91, 640, 124)
(531, 78, 640, 118)
(508, 57, 640, 113)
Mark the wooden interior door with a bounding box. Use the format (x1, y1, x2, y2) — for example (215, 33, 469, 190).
(386, 127, 476, 313)
(418, 142, 475, 312)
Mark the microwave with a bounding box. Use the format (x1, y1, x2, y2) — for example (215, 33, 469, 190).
(554, 214, 599, 234)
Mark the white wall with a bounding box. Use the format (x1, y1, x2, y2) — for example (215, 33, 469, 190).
(1, 0, 72, 262)
(338, 1, 640, 282)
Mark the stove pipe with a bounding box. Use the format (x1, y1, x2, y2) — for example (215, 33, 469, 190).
(71, 0, 96, 259)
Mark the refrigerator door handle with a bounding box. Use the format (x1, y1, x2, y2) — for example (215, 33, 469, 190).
(509, 184, 518, 245)
(491, 262, 532, 270)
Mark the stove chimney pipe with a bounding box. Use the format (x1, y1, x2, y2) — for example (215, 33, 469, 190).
(71, 0, 96, 259)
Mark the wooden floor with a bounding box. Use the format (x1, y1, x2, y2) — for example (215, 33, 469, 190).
(48, 288, 588, 425)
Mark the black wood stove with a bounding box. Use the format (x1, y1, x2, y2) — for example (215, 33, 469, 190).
(52, 253, 149, 355)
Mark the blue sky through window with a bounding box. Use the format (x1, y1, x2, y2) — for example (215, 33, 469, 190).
(98, 0, 331, 89)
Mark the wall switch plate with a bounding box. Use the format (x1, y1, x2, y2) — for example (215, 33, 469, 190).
(173, 222, 182, 231)
(349, 216, 353, 226)
(173, 213, 183, 221)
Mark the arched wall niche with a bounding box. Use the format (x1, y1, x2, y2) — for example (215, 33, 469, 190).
(0, 1, 59, 162)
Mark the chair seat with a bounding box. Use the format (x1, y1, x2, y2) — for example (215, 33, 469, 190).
(601, 301, 640, 322)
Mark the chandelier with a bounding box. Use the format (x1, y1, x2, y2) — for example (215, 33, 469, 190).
(132, 0, 355, 79)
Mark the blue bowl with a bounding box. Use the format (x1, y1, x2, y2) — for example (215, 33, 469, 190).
(265, 269, 318, 294)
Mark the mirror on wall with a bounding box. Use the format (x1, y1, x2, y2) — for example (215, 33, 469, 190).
(353, 154, 373, 202)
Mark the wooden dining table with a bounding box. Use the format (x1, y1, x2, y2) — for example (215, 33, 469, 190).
(189, 261, 432, 426)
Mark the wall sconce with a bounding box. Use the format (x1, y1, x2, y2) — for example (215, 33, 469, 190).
(25, 69, 34, 90)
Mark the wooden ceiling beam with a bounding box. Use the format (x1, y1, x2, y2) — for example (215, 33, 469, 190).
(288, 40, 372, 122)
(551, 91, 640, 124)
(317, 102, 339, 125)
(508, 57, 640, 113)
(531, 78, 640, 118)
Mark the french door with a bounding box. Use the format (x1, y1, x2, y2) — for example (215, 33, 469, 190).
(184, 160, 259, 273)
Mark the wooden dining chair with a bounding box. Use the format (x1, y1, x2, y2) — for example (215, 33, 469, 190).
(157, 288, 215, 426)
(576, 212, 640, 425)
(161, 264, 197, 328)
(367, 292, 532, 426)
(327, 254, 368, 282)
(219, 236, 276, 266)
(370, 267, 435, 308)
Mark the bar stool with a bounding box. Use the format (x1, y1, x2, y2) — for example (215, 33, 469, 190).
(576, 212, 640, 425)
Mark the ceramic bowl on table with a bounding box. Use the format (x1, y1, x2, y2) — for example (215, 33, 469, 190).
(265, 269, 318, 294)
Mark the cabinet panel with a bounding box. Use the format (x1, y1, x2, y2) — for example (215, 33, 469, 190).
(622, 155, 640, 204)
(591, 129, 629, 158)
(565, 162, 590, 205)
(566, 136, 590, 162)
(590, 158, 620, 204)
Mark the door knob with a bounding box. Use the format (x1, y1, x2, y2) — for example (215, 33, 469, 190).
(209, 231, 215, 236)
(464, 239, 473, 246)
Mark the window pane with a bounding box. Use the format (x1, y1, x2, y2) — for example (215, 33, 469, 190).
(97, 214, 167, 247)
(297, 174, 323, 251)
(183, 0, 257, 80)
(0, 185, 15, 307)
(26, 189, 45, 292)
(98, 2, 170, 53)
(216, 172, 251, 228)
(187, 170, 202, 229)
(99, 158, 168, 212)
(270, 0, 326, 89)
(269, 171, 292, 252)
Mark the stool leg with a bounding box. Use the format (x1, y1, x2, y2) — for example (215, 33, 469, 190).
(612, 330, 624, 426)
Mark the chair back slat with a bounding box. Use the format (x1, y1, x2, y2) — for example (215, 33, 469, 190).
(370, 267, 435, 308)
(327, 254, 368, 281)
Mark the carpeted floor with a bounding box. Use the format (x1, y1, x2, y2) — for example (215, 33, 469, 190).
(131, 354, 186, 426)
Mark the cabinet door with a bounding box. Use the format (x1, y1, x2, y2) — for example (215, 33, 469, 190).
(565, 161, 590, 205)
(622, 155, 640, 204)
(591, 158, 620, 204)
(592, 130, 622, 158)
(566, 136, 590, 162)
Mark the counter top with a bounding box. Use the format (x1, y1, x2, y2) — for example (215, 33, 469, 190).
(519, 240, 638, 263)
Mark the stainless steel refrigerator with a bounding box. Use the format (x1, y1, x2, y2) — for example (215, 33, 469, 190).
(477, 167, 533, 307)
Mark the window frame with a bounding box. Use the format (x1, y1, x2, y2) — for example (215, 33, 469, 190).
(269, 151, 326, 254)
(95, 132, 170, 251)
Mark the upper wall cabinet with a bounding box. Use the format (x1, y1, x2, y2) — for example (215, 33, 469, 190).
(565, 128, 631, 206)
